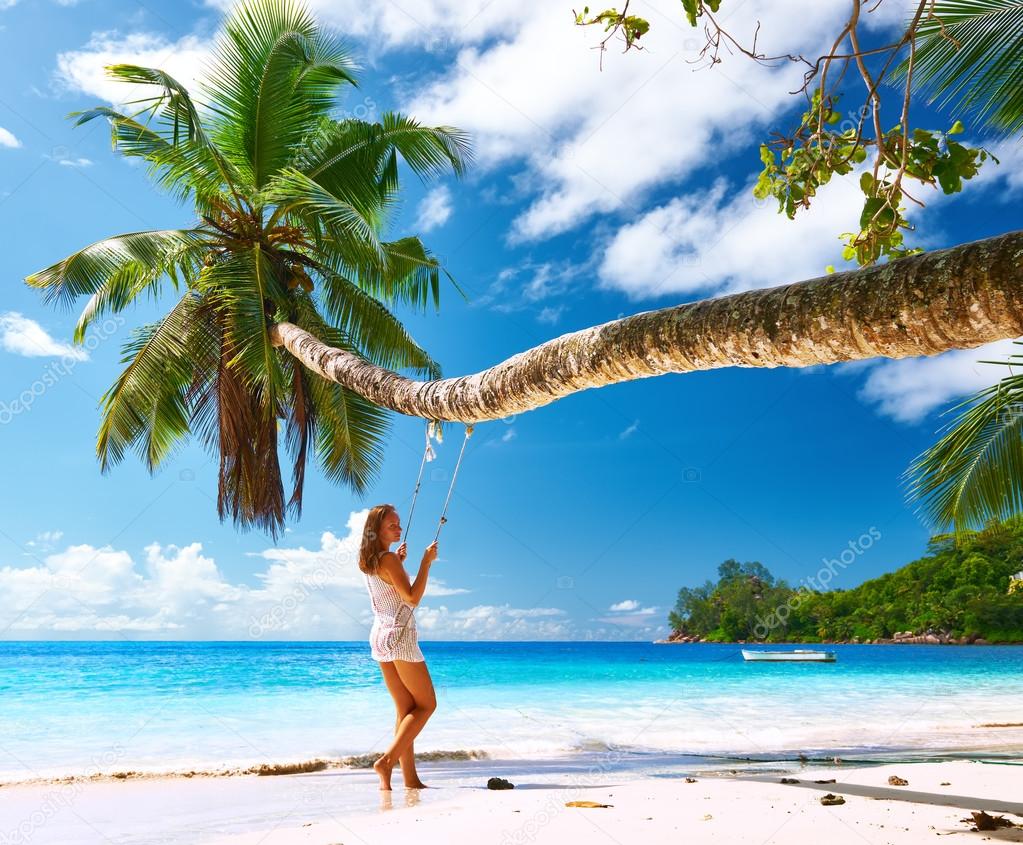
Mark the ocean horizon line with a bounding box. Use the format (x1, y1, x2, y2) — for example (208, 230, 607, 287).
(0, 638, 667, 644)
(3, 639, 1022, 645)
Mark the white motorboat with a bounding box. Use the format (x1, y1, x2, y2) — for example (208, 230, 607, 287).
(741, 649, 837, 662)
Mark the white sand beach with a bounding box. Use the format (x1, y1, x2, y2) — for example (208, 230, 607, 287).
(3, 758, 1021, 844)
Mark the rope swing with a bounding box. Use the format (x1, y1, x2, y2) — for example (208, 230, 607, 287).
(402, 421, 474, 546)
(433, 423, 473, 542)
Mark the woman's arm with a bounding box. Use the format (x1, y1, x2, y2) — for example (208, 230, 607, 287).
(378, 542, 438, 607)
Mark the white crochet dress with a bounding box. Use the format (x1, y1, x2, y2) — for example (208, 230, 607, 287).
(365, 570, 425, 663)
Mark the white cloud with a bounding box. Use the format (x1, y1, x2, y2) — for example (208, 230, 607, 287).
(484, 426, 517, 447)
(597, 153, 968, 303)
(521, 262, 577, 302)
(0, 126, 20, 148)
(39, 544, 143, 607)
(426, 579, 471, 596)
(57, 156, 92, 167)
(536, 305, 562, 324)
(52, 3, 947, 293)
(204, 0, 526, 50)
(55, 31, 213, 106)
(854, 339, 1021, 424)
(416, 603, 569, 639)
(403, 1, 852, 243)
(3, 0, 87, 6)
(599, 603, 659, 627)
(413, 184, 453, 232)
(0, 510, 571, 640)
(25, 531, 64, 552)
(972, 138, 1023, 198)
(144, 542, 244, 615)
(71, 0, 523, 110)
(0, 312, 88, 360)
(598, 173, 867, 300)
(477, 260, 587, 317)
(53, 3, 912, 291)
(619, 420, 639, 440)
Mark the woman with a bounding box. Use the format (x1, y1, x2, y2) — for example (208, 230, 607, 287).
(359, 504, 439, 791)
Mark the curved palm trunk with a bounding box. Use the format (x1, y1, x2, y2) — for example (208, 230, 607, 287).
(270, 230, 1023, 423)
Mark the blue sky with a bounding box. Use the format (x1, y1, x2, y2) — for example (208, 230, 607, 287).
(0, 0, 1021, 641)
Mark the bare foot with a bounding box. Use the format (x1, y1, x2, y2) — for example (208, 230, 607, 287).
(373, 754, 394, 791)
(404, 779, 429, 789)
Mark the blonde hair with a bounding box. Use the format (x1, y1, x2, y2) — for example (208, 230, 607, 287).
(358, 504, 396, 574)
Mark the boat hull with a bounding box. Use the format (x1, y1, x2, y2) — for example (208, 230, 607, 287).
(741, 649, 836, 662)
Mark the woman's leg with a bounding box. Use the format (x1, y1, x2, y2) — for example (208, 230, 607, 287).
(379, 661, 426, 788)
(373, 660, 437, 791)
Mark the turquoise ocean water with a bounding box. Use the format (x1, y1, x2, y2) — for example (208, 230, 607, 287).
(2, 641, 1022, 783)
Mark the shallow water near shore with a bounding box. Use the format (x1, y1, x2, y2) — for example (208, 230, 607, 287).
(3, 641, 1023, 783)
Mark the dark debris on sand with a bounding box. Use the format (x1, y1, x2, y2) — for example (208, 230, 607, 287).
(963, 811, 1017, 831)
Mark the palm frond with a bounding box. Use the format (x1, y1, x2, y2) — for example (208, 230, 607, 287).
(288, 295, 390, 493)
(25, 229, 210, 318)
(97, 292, 200, 472)
(298, 113, 472, 191)
(202, 0, 357, 188)
(72, 245, 211, 344)
(199, 247, 289, 404)
(104, 63, 250, 197)
(375, 112, 473, 180)
(184, 290, 287, 539)
(906, 347, 1023, 535)
(264, 167, 385, 264)
(71, 106, 230, 212)
(282, 116, 392, 217)
(182, 294, 225, 457)
(906, 0, 1023, 134)
(370, 237, 464, 310)
(314, 235, 464, 313)
(280, 353, 317, 517)
(305, 367, 390, 494)
(215, 351, 287, 538)
(310, 379, 390, 494)
(301, 275, 440, 376)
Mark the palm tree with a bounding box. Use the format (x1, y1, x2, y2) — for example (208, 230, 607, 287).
(28, 0, 1023, 538)
(25, 0, 471, 538)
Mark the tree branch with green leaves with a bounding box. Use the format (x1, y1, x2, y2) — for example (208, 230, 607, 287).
(575, 0, 1022, 267)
